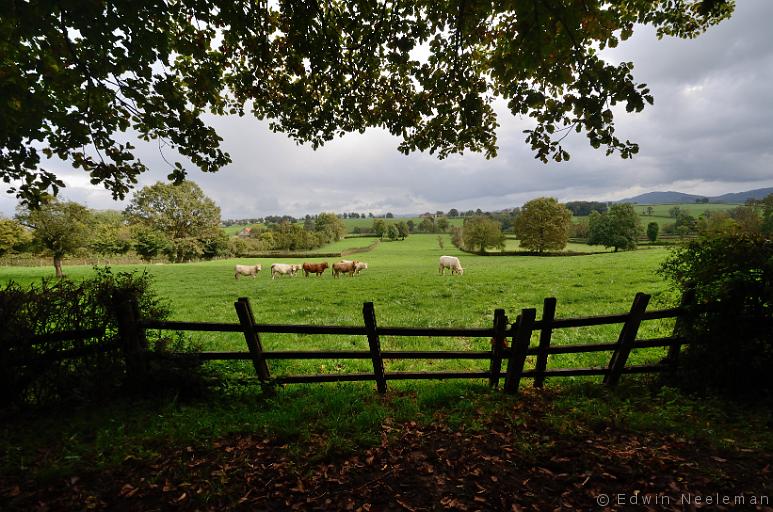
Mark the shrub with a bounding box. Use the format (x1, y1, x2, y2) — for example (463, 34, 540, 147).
(0, 267, 198, 408)
(646, 222, 659, 242)
(659, 234, 772, 397)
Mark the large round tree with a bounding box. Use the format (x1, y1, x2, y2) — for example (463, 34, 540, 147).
(462, 216, 505, 253)
(17, 200, 93, 277)
(514, 198, 571, 253)
(588, 203, 642, 252)
(124, 181, 222, 263)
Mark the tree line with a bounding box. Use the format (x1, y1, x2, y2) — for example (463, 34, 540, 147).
(444, 198, 636, 254)
(0, 181, 348, 276)
(5, 182, 771, 276)
(445, 194, 773, 254)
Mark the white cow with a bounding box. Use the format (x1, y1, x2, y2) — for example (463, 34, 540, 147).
(354, 261, 368, 274)
(439, 255, 464, 275)
(234, 264, 262, 279)
(271, 263, 300, 279)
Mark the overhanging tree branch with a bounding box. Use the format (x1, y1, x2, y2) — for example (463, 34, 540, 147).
(1, 0, 735, 206)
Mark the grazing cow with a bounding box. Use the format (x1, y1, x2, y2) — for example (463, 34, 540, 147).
(303, 261, 329, 277)
(234, 264, 262, 279)
(439, 255, 464, 275)
(271, 263, 300, 279)
(332, 260, 358, 278)
(354, 261, 368, 275)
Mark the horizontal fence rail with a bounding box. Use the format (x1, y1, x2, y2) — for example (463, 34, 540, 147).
(6, 327, 116, 367)
(132, 293, 693, 394)
(12, 293, 700, 395)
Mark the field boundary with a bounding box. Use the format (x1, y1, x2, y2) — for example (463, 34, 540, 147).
(457, 248, 608, 257)
(453, 243, 608, 257)
(0, 241, 381, 267)
(11, 291, 701, 395)
(238, 240, 380, 259)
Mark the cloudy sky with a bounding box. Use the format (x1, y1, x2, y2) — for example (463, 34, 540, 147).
(2, 0, 772, 219)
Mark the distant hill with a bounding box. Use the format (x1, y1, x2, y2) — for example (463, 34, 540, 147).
(711, 187, 773, 203)
(617, 191, 701, 204)
(618, 187, 773, 204)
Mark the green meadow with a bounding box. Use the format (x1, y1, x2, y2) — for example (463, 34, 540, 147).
(0, 234, 676, 380)
(339, 216, 465, 232)
(629, 202, 741, 229)
(4, 233, 772, 483)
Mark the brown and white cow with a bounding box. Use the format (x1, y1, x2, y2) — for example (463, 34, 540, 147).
(332, 260, 358, 278)
(302, 261, 329, 277)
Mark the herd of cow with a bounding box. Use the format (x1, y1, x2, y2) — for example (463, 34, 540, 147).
(234, 259, 369, 280)
(234, 255, 464, 280)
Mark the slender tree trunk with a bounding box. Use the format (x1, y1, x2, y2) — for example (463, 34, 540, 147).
(53, 255, 63, 278)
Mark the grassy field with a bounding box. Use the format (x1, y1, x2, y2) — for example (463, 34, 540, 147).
(569, 202, 742, 230)
(1, 234, 676, 379)
(3, 234, 772, 498)
(488, 238, 616, 252)
(625, 202, 740, 229)
(340, 216, 465, 232)
(221, 223, 258, 236)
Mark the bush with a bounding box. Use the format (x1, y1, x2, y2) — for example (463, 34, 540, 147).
(659, 234, 772, 397)
(0, 267, 198, 408)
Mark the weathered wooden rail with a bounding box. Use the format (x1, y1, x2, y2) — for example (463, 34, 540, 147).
(8, 292, 693, 395)
(127, 291, 688, 394)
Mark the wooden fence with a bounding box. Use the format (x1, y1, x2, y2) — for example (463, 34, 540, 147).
(8, 292, 693, 395)
(132, 292, 688, 394)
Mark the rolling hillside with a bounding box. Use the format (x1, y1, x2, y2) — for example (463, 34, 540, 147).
(617, 187, 773, 204)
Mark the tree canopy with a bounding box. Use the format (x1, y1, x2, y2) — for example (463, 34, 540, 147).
(124, 181, 222, 262)
(462, 215, 505, 253)
(16, 200, 93, 276)
(587, 203, 641, 251)
(0, 217, 31, 256)
(514, 197, 571, 252)
(2, 0, 733, 205)
(314, 212, 346, 243)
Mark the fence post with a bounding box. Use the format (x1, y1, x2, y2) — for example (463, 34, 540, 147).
(667, 287, 695, 365)
(363, 302, 387, 394)
(604, 292, 651, 387)
(489, 309, 508, 388)
(113, 291, 148, 388)
(234, 297, 271, 384)
(504, 308, 536, 394)
(534, 297, 557, 389)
